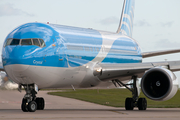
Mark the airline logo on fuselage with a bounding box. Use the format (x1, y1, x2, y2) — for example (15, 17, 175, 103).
(33, 60, 43, 64)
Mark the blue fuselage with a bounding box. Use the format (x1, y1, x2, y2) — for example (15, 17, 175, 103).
(2, 23, 142, 67)
(1, 23, 142, 88)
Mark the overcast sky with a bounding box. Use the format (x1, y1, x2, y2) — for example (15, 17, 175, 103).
(1, 0, 180, 84)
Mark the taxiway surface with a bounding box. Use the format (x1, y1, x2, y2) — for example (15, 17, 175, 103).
(0, 90, 180, 120)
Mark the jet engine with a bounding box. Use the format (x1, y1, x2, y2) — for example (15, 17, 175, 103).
(141, 67, 178, 101)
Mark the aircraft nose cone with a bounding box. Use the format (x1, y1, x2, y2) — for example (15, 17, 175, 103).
(4, 46, 30, 72)
(3, 62, 30, 85)
(8, 46, 24, 62)
(2, 45, 35, 68)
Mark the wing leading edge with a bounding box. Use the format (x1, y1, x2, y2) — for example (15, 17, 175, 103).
(142, 49, 180, 58)
(93, 60, 180, 81)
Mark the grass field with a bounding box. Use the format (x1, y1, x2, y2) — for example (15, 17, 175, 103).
(48, 89, 180, 108)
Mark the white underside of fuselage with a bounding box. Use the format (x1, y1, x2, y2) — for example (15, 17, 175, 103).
(4, 61, 104, 89)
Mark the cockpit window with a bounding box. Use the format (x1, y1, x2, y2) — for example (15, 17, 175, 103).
(5, 38, 46, 47)
(21, 39, 32, 45)
(5, 38, 20, 46)
(32, 39, 40, 47)
(10, 39, 20, 45)
(5, 39, 13, 46)
(39, 39, 46, 47)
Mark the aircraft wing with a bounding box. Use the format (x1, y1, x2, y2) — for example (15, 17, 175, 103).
(142, 49, 180, 58)
(93, 60, 180, 81)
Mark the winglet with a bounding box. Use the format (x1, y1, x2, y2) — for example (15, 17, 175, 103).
(116, 0, 135, 37)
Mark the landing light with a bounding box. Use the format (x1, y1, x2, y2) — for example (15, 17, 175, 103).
(96, 68, 102, 72)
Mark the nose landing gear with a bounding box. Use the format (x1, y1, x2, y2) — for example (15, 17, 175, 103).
(19, 84, 45, 112)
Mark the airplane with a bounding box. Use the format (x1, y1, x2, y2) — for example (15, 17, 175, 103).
(1, 0, 180, 112)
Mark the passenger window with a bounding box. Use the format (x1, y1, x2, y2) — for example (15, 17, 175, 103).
(33, 39, 40, 47)
(21, 39, 32, 45)
(39, 39, 46, 47)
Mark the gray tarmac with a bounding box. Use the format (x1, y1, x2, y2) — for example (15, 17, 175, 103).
(0, 90, 180, 120)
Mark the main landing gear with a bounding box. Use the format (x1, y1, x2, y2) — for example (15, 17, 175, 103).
(112, 76, 147, 110)
(19, 84, 45, 112)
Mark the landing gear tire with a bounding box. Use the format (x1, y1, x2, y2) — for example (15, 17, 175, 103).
(20, 84, 45, 112)
(138, 98, 147, 110)
(21, 98, 28, 112)
(27, 101, 37, 112)
(36, 97, 45, 110)
(113, 76, 148, 111)
(125, 98, 134, 110)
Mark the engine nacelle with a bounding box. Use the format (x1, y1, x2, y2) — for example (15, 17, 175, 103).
(141, 67, 179, 101)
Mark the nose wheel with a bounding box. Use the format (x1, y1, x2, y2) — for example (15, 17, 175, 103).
(27, 101, 37, 112)
(20, 84, 45, 112)
(21, 98, 28, 112)
(35, 97, 45, 110)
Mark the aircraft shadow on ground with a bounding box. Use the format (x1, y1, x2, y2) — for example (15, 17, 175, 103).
(0, 108, 180, 113)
